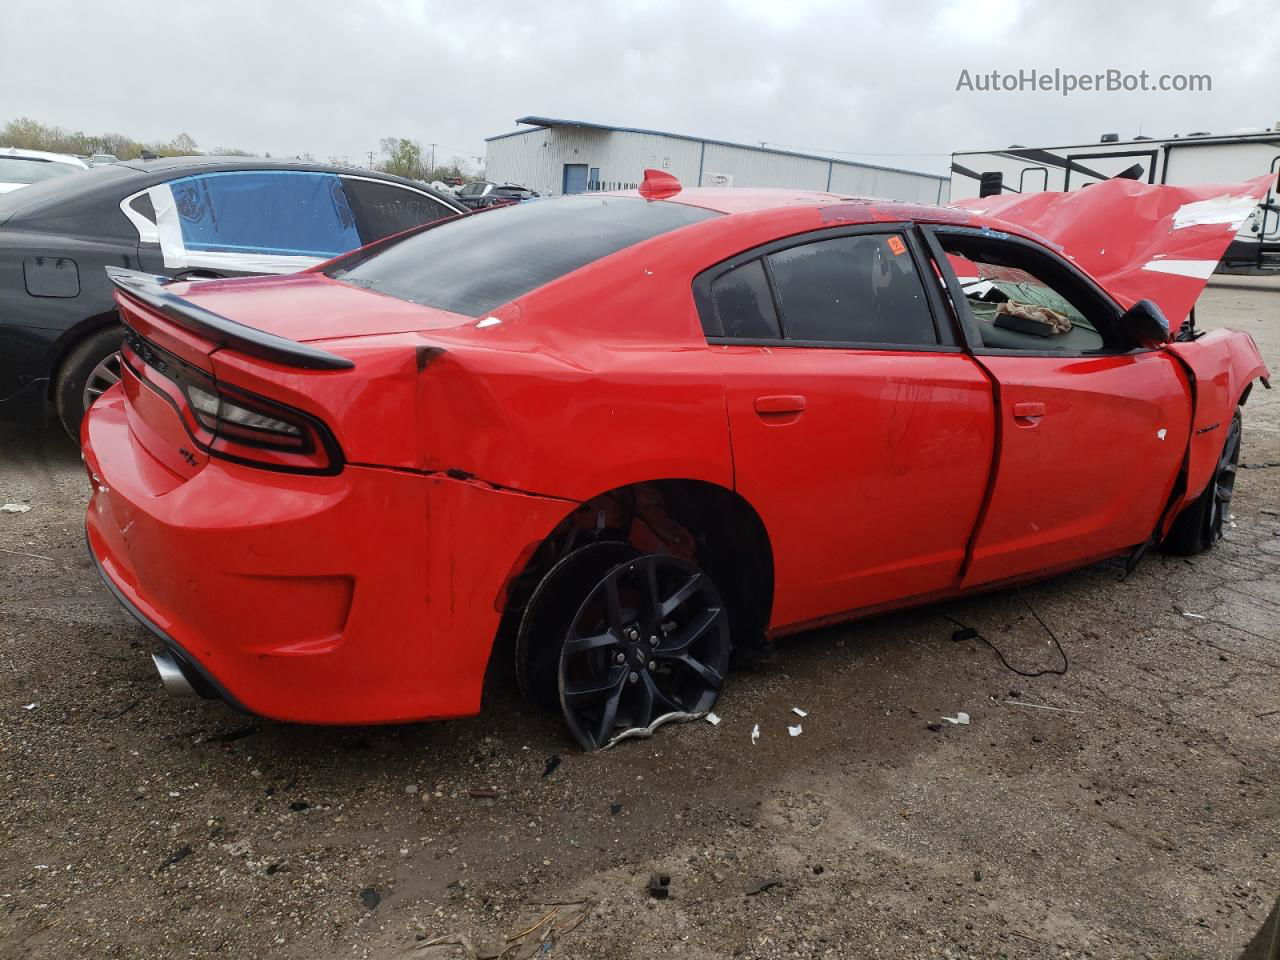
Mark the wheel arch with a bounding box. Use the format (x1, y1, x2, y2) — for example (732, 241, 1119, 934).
(44, 306, 122, 398)
(482, 477, 776, 701)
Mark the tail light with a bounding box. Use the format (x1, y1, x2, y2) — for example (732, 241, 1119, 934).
(121, 329, 343, 475)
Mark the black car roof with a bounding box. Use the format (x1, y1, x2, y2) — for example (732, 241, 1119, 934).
(115, 155, 407, 181)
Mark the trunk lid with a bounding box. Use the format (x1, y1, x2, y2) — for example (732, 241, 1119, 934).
(162, 271, 474, 342)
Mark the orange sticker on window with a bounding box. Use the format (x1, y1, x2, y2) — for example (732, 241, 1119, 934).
(886, 235, 907, 256)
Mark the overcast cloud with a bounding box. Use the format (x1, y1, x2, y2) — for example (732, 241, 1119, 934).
(3, 0, 1276, 176)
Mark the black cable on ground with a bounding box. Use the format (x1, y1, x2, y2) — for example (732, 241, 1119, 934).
(941, 591, 1069, 678)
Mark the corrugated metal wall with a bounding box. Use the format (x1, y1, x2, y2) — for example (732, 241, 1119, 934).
(486, 128, 947, 203)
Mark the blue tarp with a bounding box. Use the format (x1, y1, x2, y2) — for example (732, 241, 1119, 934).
(169, 171, 360, 258)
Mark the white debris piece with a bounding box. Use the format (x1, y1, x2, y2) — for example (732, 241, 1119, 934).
(788, 724, 803, 737)
(705, 712, 722, 726)
(476, 316, 502, 329)
(943, 712, 970, 725)
(22, 703, 36, 710)
(1181, 610, 1208, 620)
(791, 707, 808, 717)
(750, 724, 760, 745)
(1001, 699, 1085, 714)
(1157, 428, 1167, 440)
(2, 503, 32, 514)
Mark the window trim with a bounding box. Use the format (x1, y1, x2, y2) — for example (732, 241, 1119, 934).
(693, 222, 956, 352)
(920, 225, 1150, 358)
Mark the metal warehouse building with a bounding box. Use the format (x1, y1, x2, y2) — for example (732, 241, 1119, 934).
(485, 116, 949, 203)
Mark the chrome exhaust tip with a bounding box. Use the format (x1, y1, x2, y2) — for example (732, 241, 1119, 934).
(152, 650, 198, 697)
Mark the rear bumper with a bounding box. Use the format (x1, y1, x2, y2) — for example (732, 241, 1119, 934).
(83, 388, 571, 724)
(86, 538, 250, 711)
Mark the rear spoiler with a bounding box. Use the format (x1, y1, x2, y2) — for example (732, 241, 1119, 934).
(104, 267, 354, 371)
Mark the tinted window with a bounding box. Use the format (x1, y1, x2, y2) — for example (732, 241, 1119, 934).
(168, 170, 360, 257)
(343, 179, 454, 243)
(767, 234, 935, 345)
(330, 195, 719, 317)
(710, 260, 779, 338)
(128, 191, 156, 223)
(459, 182, 488, 196)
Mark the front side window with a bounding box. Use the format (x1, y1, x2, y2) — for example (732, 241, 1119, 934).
(765, 234, 936, 345)
(936, 232, 1110, 353)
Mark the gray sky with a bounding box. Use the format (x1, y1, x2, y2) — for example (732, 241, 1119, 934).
(3, 0, 1276, 176)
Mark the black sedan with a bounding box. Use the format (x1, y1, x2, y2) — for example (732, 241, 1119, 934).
(0, 156, 466, 436)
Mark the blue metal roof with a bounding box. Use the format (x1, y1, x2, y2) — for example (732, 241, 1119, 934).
(485, 116, 946, 182)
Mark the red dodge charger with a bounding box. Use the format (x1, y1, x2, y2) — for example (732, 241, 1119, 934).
(83, 170, 1272, 749)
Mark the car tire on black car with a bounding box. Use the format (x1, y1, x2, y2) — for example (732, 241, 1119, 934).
(1160, 408, 1243, 555)
(55, 325, 124, 439)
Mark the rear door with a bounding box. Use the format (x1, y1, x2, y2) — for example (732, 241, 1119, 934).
(926, 227, 1191, 587)
(701, 226, 996, 630)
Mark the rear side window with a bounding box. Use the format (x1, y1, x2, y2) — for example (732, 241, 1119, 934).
(343, 179, 456, 243)
(710, 260, 780, 338)
(329, 195, 719, 317)
(766, 234, 935, 345)
(168, 171, 360, 258)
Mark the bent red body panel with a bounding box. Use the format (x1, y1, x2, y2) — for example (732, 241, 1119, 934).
(82, 178, 1272, 725)
(953, 175, 1275, 325)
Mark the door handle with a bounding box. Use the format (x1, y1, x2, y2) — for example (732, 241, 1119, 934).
(1012, 400, 1045, 425)
(754, 395, 807, 417)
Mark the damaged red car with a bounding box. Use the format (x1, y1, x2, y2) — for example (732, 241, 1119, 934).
(82, 170, 1272, 750)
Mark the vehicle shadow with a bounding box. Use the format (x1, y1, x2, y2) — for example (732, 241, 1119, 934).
(0, 419, 82, 469)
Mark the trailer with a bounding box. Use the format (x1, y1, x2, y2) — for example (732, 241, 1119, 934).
(951, 129, 1280, 272)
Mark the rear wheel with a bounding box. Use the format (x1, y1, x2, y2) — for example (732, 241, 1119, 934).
(1161, 409, 1242, 555)
(556, 554, 731, 751)
(55, 326, 124, 439)
(515, 540, 641, 711)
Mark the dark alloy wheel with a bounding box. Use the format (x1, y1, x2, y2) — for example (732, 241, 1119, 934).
(1161, 409, 1243, 555)
(557, 555, 731, 751)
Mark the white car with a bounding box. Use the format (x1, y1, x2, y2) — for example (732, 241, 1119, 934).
(0, 148, 90, 193)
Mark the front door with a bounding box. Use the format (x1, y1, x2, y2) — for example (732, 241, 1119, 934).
(927, 227, 1191, 587)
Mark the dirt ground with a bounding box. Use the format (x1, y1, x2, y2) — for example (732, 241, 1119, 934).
(2, 280, 1278, 960)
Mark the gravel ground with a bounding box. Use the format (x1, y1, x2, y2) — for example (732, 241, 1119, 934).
(2, 280, 1278, 960)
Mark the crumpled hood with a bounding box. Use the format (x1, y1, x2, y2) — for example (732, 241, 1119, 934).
(953, 174, 1275, 324)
